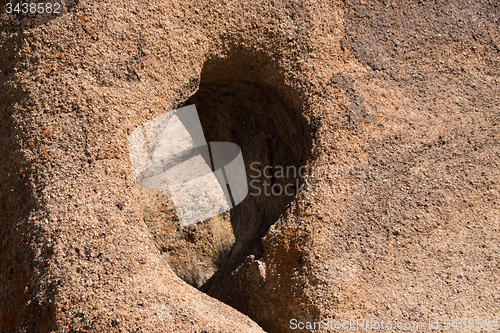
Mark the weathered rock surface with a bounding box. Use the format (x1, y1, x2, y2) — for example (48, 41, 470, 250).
(0, 0, 498, 332)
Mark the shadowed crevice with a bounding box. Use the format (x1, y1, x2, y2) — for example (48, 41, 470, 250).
(188, 48, 312, 301)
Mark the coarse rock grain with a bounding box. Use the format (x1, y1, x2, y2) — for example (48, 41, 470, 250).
(0, 0, 498, 332)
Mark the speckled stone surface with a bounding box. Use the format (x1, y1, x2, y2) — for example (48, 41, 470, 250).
(0, 0, 498, 332)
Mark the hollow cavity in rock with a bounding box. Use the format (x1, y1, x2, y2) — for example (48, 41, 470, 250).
(141, 48, 313, 291)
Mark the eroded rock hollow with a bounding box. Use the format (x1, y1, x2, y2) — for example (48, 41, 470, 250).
(1, 0, 498, 332)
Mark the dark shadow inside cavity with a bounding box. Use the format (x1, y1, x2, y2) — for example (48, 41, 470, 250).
(182, 48, 313, 293)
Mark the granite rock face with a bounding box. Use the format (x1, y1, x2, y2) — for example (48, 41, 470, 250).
(0, 0, 499, 332)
